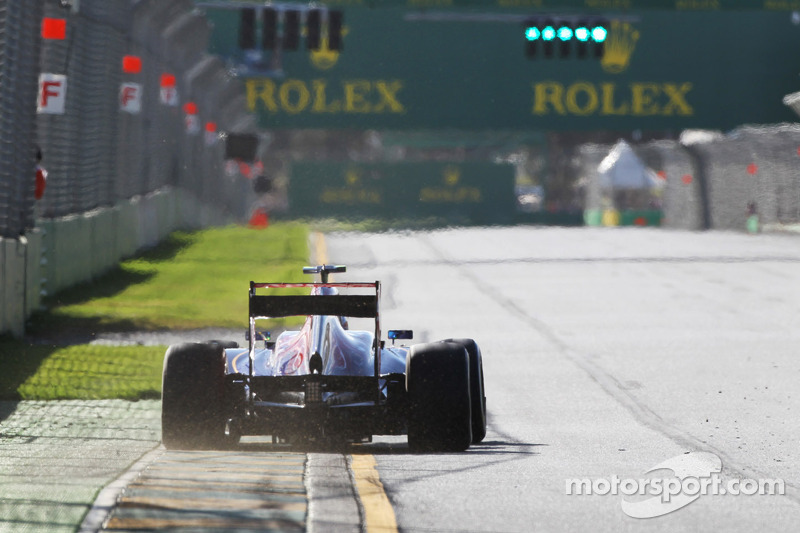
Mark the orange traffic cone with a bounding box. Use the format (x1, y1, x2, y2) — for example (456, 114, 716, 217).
(249, 208, 269, 228)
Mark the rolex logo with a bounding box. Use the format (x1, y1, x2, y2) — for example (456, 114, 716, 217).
(444, 166, 460, 186)
(310, 27, 349, 71)
(345, 168, 360, 186)
(601, 21, 639, 74)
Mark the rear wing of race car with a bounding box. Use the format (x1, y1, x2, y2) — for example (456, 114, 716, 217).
(249, 291, 378, 318)
(247, 280, 382, 380)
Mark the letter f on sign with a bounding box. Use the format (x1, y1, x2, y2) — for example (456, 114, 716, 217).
(38, 74, 67, 114)
(41, 82, 60, 107)
(119, 82, 142, 114)
(121, 87, 136, 106)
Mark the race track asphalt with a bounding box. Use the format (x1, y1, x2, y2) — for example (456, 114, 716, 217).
(324, 226, 800, 531)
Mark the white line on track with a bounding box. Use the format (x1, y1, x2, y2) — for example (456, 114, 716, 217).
(79, 446, 164, 532)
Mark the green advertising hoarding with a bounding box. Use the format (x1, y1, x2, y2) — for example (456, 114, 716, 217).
(289, 161, 516, 223)
(203, 4, 800, 131)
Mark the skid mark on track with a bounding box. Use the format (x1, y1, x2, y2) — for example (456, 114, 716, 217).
(417, 234, 800, 503)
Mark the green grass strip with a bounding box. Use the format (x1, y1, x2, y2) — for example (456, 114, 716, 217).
(0, 342, 165, 400)
(29, 222, 310, 333)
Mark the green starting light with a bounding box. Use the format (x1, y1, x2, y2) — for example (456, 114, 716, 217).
(591, 26, 608, 43)
(525, 19, 609, 59)
(529, 24, 604, 43)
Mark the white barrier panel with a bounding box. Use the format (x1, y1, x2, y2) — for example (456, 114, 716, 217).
(89, 209, 118, 278)
(1, 237, 28, 337)
(138, 195, 160, 250)
(25, 229, 42, 317)
(116, 201, 139, 259)
(0, 239, 5, 334)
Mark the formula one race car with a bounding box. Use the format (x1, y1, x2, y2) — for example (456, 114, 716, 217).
(161, 265, 486, 452)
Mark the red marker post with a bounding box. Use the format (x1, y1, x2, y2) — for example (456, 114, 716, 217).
(184, 102, 199, 135)
(122, 55, 142, 74)
(39, 19, 68, 114)
(119, 55, 143, 114)
(160, 73, 178, 106)
(41, 18, 66, 40)
(204, 121, 217, 146)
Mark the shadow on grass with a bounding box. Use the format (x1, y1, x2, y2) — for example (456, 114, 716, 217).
(25, 233, 197, 338)
(0, 336, 163, 403)
(24, 314, 152, 341)
(37, 267, 152, 309)
(136, 232, 197, 262)
(40, 233, 194, 307)
(11, 237, 195, 390)
(0, 338, 55, 402)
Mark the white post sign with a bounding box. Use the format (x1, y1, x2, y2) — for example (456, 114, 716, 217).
(119, 82, 142, 114)
(185, 114, 199, 135)
(160, 86, 179, 106)
(37, 74, 68, 114)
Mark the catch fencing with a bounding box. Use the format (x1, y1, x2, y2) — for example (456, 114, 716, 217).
(0, 0, 257, 336)
(34, 0, 256, 225)
(582, 124, 800, 232)
(0, 0, 257, 239)
(0, 1, 43, 239)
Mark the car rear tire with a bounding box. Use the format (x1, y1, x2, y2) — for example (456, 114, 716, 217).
(406, 341, 472, 452)
(161, 343, 227, 450)
(444, 338, 487, 444)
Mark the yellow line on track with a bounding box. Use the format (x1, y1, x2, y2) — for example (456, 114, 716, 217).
(314, 231, 329, 264)
(313, 231, 398, 532)
(350, 454, 399, 533)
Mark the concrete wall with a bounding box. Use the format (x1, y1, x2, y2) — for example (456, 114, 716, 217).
(0, 187, 232, 338)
